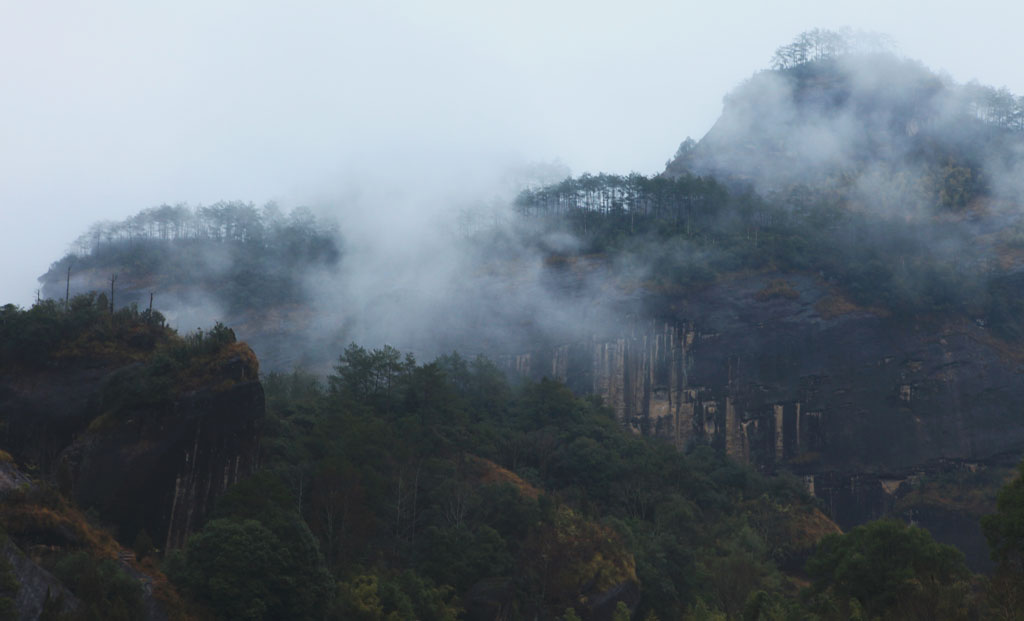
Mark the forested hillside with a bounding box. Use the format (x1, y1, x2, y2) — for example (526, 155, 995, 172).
(3, 318, 1023, 619)
(172, 343, 1020, 620)
(0, 298, 261, 619)
(7, 28, 1024, 620)
(514, 166, 1024, 340)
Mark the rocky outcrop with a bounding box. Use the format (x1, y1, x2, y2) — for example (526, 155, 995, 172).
(2, 538, 79, 621)
(0, 364, 114, 474)
(505, 272, 1024, 567)
(58, 372, 263, 550)
(0, 462, 81, 620)
(0, 348, 263, 550)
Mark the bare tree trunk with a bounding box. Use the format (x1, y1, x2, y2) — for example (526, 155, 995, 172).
(65, 264, 72, 311)
(109, 273, 118, 315)
(409, 462, 421, 556)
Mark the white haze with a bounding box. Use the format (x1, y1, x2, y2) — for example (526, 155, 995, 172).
(276, 158, 636, 367)
(4, 0, 1024, 317)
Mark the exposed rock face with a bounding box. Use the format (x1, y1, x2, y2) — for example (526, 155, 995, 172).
(0, 364, 114, 474)
(0, 350, 263, 550)
(505, 272, 1024, 566)
(0, 463, 81, 620)
(59, 374, 263, 550)
(2, 538, 79, 621)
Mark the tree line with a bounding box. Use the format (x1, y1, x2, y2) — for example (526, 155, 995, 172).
(67, 201, 335, 257)
(514, 172, 731, 239)
(769, 28, 895, 70)
(771, 29, 1024, 132)
(42, 202, 341, 315)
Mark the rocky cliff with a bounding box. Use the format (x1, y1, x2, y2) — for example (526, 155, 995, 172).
(505, 271, 1024, 567)
(0, 344, 263, 550)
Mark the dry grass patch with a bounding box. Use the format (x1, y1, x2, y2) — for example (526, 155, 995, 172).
(756, 279, 800, 302)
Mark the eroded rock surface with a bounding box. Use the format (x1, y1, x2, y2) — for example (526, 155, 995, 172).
(0, 350, 263, 550)
(506, 272, 1024, 567)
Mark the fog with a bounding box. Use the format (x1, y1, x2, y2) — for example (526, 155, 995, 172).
(7, 4, 1024, 369)
(677, 47, 1024, 218)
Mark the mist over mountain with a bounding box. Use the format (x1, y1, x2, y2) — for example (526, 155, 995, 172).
(13, 27, 1024, 619)
(667, 31, 1024, 213)
(38, 32, 1024, 375)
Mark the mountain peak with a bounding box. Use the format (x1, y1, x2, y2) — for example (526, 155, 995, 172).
(665, 32, 1022, 214)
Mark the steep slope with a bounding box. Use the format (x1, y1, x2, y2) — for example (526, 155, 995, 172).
(28, 34, 1024, 580)
(508, 42, 1024, 569)
(508, 272, 1024, 560)
(0, 299, 263, 551)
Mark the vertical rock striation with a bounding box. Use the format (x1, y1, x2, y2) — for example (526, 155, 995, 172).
(503, 272, 1024, 565)
(0, 347, 263, 551)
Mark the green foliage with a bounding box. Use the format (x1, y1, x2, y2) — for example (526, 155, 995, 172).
(52, 552, 145, 621)
(384, 571, 461, 621)
(171, 518, 291, 620)
(333, 571, 460, 621)
(514, 164, 1013, 327)
(329, 343, 414, 412)
(169, 321, 237, 360)
(0, 295, 170, 368)
(0, 547, 17, 621)
(515, 172, 730, 252)
(982, 460, 1024, 616)
(233, 344, 858, 619)
(612, 600, 632, 620)
(806, 520, 972, 620)
(558, 607, 583, 621)
(418, 524, 511, 593)
(93, 321, 241, 426)
(683, 599, 728, 621)
(335, 574, 389, 621)
(170, 472, 333, 620)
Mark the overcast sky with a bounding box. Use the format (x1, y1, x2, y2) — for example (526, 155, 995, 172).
(2, 1, 1023, 306)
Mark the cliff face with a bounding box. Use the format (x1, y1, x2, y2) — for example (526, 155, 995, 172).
(506, 272, 1024, 564)
(0, 348, 263, 550)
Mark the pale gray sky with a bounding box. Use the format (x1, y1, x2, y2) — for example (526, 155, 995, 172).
(2, 1, 1023, 306)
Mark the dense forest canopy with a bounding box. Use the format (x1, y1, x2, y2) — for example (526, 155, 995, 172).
(189, 344, 955, 619)
(514, 172, 729, 237)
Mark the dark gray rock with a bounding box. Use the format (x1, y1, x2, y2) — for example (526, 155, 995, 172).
(506, 272, 1024, 568)
(2, 539, 78, 621)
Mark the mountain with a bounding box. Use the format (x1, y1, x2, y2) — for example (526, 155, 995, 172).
(511, 39, 1024, 571)
(0, 298, 262, 551)
(0, 299, 264, 618)
(665, 41, 1024, 212)
(14, 30, 1024, 618)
